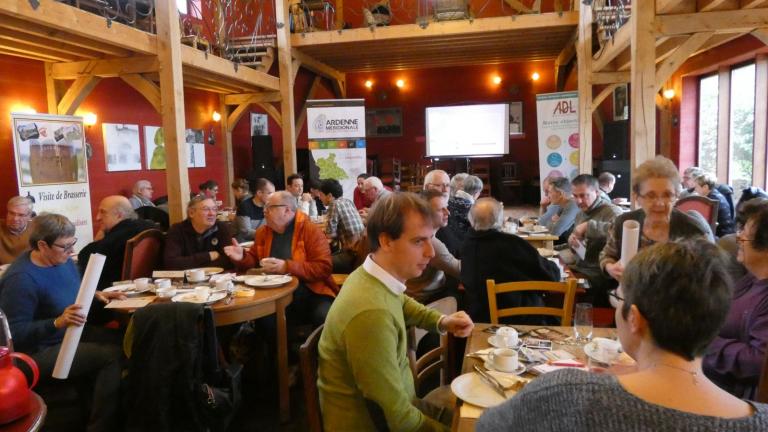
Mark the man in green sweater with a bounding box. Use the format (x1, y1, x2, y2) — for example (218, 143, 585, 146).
(318, 192, 474, 431)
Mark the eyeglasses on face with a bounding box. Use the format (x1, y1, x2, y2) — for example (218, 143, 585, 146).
(428, 183, 450, 190)
(608, 289, 624, 303)
(52, 238, 78, 252)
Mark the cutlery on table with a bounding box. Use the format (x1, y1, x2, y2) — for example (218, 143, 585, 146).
(473, 364, 508, 399)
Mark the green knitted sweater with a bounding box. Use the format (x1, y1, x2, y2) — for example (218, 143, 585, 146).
(318, 266, 446, 431)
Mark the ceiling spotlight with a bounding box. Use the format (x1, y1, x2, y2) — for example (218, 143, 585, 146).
(365, 80, 373, 88)
(492, 75, 502, 85)
(395, 79, 405, 88)
(212, 111, 222, 122)
(663, 88, 675, 100)
(531, 72, 540, 81)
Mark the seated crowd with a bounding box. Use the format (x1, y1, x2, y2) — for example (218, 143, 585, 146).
(0, 159, 767, 431)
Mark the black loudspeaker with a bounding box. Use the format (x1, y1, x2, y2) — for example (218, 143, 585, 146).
(600, 160, 631, 199)
(603, 121, 628, 160)
(248, 136, 277, 190)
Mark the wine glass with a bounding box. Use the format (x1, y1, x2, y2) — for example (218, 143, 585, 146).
(573, 303, 593, 343)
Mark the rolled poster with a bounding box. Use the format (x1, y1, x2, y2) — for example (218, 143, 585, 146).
(52, 253, 106, 379)
(620, 220, 640, 267)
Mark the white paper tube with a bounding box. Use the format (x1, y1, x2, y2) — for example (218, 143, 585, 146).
(52, 253, 106, 379)
(620, 220, 641, 268)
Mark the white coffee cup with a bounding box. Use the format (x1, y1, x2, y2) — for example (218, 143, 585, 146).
(186, 268, 205, 282)
(496, 327, 519, 348)
(489, 348, 519, 373)
(194, 286, 210, 300)
(155, 278, 172, 290)
(215, 279, 233, 292)
(134, 278, 151, 291)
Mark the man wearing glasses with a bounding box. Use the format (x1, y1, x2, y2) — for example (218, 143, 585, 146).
(163, 196, 234, 270)
(224, 191, 336, 328)
(423, 169, 451, 197)
(0, 196, 34, 265)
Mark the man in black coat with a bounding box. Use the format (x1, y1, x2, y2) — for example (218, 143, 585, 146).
(461, 198, 561, 323)
(78, 195, 155, 290)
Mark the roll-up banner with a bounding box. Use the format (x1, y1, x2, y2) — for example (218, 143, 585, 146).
(535, 91, 580, 199)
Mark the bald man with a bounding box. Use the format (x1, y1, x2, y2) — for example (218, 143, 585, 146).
(78, 196, 155, 290)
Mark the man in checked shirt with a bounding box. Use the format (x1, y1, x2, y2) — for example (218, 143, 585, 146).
(317, 178, 365, 273)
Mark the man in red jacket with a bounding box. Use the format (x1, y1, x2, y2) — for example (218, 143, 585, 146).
(225, 191, 337, 327)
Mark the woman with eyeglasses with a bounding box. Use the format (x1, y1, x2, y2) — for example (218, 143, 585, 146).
(704, 198, 768, 400)
(0, 213, 125, 431)
(599, 156, 712, 282)
(478, 240, 768, 431)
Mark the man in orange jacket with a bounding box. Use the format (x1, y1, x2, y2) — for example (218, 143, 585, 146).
(225, 190, 337, 327)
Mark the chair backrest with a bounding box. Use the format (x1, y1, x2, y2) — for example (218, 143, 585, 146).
(299, 324, 324, 432)
(121, 229, 165, 280)
(486, 279, 578, 326)
(675, 195, 719, 233)
(135, 205, 170, 231)
(408, 297, 457, 395)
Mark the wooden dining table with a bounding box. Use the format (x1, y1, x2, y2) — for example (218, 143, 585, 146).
(452, 324, 618, 432)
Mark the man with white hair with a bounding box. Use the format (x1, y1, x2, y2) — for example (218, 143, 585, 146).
(461, 197, 560, 322)
(129, 180, 155, 209)
(78, 196, 155, 290)
(423, 169, 451, 197)
(0, 196, 33, 264)
(359, 176, 391, 221)
(449, 173, 468, 198)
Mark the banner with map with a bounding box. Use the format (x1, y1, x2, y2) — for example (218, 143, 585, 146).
(306, 99, 367, 200)
(535, 91, 580, 198)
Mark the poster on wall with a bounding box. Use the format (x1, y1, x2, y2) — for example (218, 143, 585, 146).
(535, 91, 580, 198)
(185, 128, 206, 168)
(306, 99, 367, 199)
(11, 113, 94, 250)
(250, 113, 268, 136)
(144, 126, 165, 170)
(102, 123, 141, 172)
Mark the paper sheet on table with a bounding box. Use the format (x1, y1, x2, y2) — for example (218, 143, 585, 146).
(460, 403, 485, 419)
(53, 253, 105, 379)
(104, 298, 155, 309)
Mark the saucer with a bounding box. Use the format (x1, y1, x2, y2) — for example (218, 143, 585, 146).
(487, 335, 522, 349)
(484, 360, 526, 376)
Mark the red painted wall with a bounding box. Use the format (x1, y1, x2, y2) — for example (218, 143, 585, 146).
(0, 54, 230, 231)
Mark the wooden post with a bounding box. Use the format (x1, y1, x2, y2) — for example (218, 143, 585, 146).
(155, 0, 190, 224)
(219, 95, 235, 208)
(629, 0, 657, 169)
(716, 66, 731, 183)
(753, 55, 767, 189)
(576, 2, 592, 174)
(276, 0, 297, 183)
(44, 63, 60, 114)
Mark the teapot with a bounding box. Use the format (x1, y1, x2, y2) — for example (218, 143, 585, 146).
(0, 308, 39, 425)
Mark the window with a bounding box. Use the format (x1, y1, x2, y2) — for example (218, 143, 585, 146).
(177, 0, 187, 14)
(697, 75, 718, 176)
(728, 63, 755, 201)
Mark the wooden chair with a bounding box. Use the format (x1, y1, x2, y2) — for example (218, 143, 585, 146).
(408, 297, 457, 408)
(675, 195, 719, 234)
(299, 324, 324, 432)
(121, 229, 164, 280)
(486, 279, 578, 325)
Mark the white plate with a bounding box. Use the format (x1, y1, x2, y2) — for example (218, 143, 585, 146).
(171, 291, 227, 304)
(103, 284, 151, 296)
(584, 338, 635, 366)
(487, 335, 522, 349)
(484, 360, 526, 376)
(199, 267, 224, 276)
(450, 373, 512, 408)
(245, 275, 292, 288)
(537, 248, 558, 257)
(520, 225, 548, 234)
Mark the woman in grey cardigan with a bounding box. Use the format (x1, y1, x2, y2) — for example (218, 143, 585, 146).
(478, 240, 768, 431)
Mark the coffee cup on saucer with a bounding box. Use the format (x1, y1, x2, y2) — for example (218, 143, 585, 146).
(134, 277, 151, 291)
(155, 278, 172, 290)
(186, 268, 206, 282)
(215, 279, 233, 292)
(194, 286, 210, 300)
(496, 327, 519, 348)
(488, 348, 519, 373)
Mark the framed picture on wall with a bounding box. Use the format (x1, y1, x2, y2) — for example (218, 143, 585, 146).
(103, 123, 141, 172)
(186, 128, 206, 168)
(614, 84, 629, 121)
(251, 113, 268, 136)
(509, 101, 524, 136)
(144, 126, 165, 170)
(366, 108, 402, 137)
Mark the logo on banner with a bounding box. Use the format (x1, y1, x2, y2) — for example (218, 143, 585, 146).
(313, 114, 327, 133)
(552, 100, 577, 116)
(312, 114, 360, 134)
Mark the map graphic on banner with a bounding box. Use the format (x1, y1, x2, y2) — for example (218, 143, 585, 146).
(306, 100, 367, 200)
(11, 113, 94, 250)
(535, 91, 580, 198)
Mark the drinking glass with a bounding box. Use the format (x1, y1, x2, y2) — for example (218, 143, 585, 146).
(573, 303, 593, 343)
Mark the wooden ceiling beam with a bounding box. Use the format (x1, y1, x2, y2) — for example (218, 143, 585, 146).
(0, 46, 50, 61)
(752, 28, 768, 44)
(656, 0, 696, 14)
(0, 0, 156, 54)
(655, 9, 768, 35)
(0, 15, 131, 57)
(697, 0, 740, 11)
(655, 32, 714, 90)
(57, 75, 101, 115)
(742, 0, 768, 7)
(223, 92, 282, 106)
(180, 45, 279, 91)
(292, 49, 344, 83)
(291, 12, 578, 46)
(0, 28, 103, 59)
(120, 74, 161, 113)
(590, 71, 630, 84)
(0, 39, 78, 62)
(51, 57, 159, 80)
(592, 24, 631, 72)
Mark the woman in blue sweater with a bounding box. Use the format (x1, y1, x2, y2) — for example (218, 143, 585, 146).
(0, 213, 124, 432)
